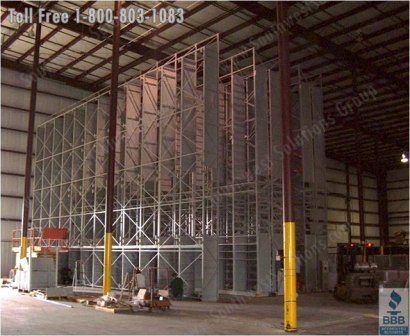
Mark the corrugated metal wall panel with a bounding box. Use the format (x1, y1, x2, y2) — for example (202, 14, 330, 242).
(1, 198, 24, 219)
(2, 85, 79, 115)
(1, 152, 26, 174)
(1, 243, 14, 277)
(1, 67, 90, 101)
(1, 221, 16, 239)
(326, 158, 380, 246)
(387, 168, 409, 238)
(1, 129, 27, 152)
(2, 106, 50, 129)
(1, 67, 91, 275)
(1, 175, 25, 195)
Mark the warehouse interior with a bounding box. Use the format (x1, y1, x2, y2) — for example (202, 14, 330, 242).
(1, 1, 409, 335)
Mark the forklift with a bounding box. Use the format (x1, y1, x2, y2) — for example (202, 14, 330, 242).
(334, 242, 379, 303)
(334, 240, 409, 303)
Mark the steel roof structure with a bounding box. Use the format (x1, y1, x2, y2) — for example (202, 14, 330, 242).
(1, 1, 409, 171)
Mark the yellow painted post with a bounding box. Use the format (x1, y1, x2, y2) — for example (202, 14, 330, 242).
(20, 236, 27, 259)
(103, 233, 113, 295)
(277, 2, 297, 331)
(102, 0, 121, 296)
(284, 222, 297, 331)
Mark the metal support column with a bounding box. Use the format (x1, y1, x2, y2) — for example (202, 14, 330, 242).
(377, 169, 389, 249)
(278, 2, 297, 332)
(103, 0, 121, 295)
(345, 163, 352, 243)
(20, 21, 42, 259)
(353, 72, 365, 244)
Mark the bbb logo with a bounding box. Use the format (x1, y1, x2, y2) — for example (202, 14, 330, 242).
(383, 290, 406, 325)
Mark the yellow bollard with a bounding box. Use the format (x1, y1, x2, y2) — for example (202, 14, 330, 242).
(103, 232, 112, 295)
(20, 236, 28, 259)
(284, 221, 297, 332)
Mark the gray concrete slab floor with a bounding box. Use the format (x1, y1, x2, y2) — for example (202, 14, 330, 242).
(0, 288, 378, 335)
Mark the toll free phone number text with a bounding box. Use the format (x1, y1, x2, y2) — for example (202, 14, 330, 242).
(8, 7, 184, 24)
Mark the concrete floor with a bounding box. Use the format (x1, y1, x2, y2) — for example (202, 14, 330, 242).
(0, 288, 379, 335)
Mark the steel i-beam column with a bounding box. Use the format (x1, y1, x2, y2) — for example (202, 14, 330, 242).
(345, 163, 352, 243)
(377, 169, 388, 251)
(277, 2, 297, 332)
(353, 72, 366, 244)
(20, 21, 42, 259)
(103, 0, 121, 295)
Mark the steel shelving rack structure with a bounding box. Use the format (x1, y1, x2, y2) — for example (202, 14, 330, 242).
(31, 35, 328, 298)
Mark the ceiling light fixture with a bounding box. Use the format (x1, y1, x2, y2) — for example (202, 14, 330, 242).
(401, 153, 408, 164)
(28, 25, 35, 38)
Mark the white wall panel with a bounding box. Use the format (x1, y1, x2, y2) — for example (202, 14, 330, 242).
(388, 200, 409, 212)
(1, 152, 26, 174)
(1, 106, 50, 129)
(388, 168, 408, 181)
(1, 198, 24, 220)
(1, 222, 16, 239)
(329, 184, 347, 194)
(364, 188, 377, 200)
(387, 168, 409, 237)
(1, 129, 27, 152)
(1, 66, 91, 276)
(2, 85, 78, 116)
(1, 243, 14, 277)
(365, 213, 379, 225)
(326, 158, 380, 246)
(1, 67, 90, 101)
(388, 189, 409, 200)
(1, 175, 24, 195)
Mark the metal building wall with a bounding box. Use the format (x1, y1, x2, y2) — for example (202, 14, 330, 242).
(326, 158, 381, 289)
(326, 158, 380, 246)
(1, 67, 90, 277)
(386, 168, 409, 239)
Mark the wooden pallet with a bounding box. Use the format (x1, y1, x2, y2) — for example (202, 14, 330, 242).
(95, 305, 131, 314)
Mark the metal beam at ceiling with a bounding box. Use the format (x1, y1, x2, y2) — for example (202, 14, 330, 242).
(233, 1, 408, 94)
(0, 1, 168, 62)
(221, 1, 338, 56)
(1, 6, 13, 23)
(1, 2, 54, 52)
(40, 1, 133, 68)
(91, 0, 301, 87)
(257, 22, 408, 91)
(91, 2, 211, 87)
(276, 4, 409, 71)
(16, 1, 96, 64)
(76, 2, 210, 79)
(303, 32, 409, 79)
(327, 145, 404, 171)
(252, 5, 407, 73)
(68, 1, 172, 80)
(324, 92, 407, 113)
(294, 28, 407, 93)
(326, 152, 378, 174)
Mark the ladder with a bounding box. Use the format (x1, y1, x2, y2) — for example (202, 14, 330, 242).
(72, 260, 87, 290)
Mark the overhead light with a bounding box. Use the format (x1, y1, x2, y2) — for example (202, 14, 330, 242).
(28, 26, 35, 38)
(401, 153, 408, 163)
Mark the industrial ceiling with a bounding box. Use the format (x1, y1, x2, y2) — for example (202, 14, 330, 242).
(1, 1, 408, 172)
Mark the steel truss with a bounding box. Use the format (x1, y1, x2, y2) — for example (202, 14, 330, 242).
(32, 35, 327, 297)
